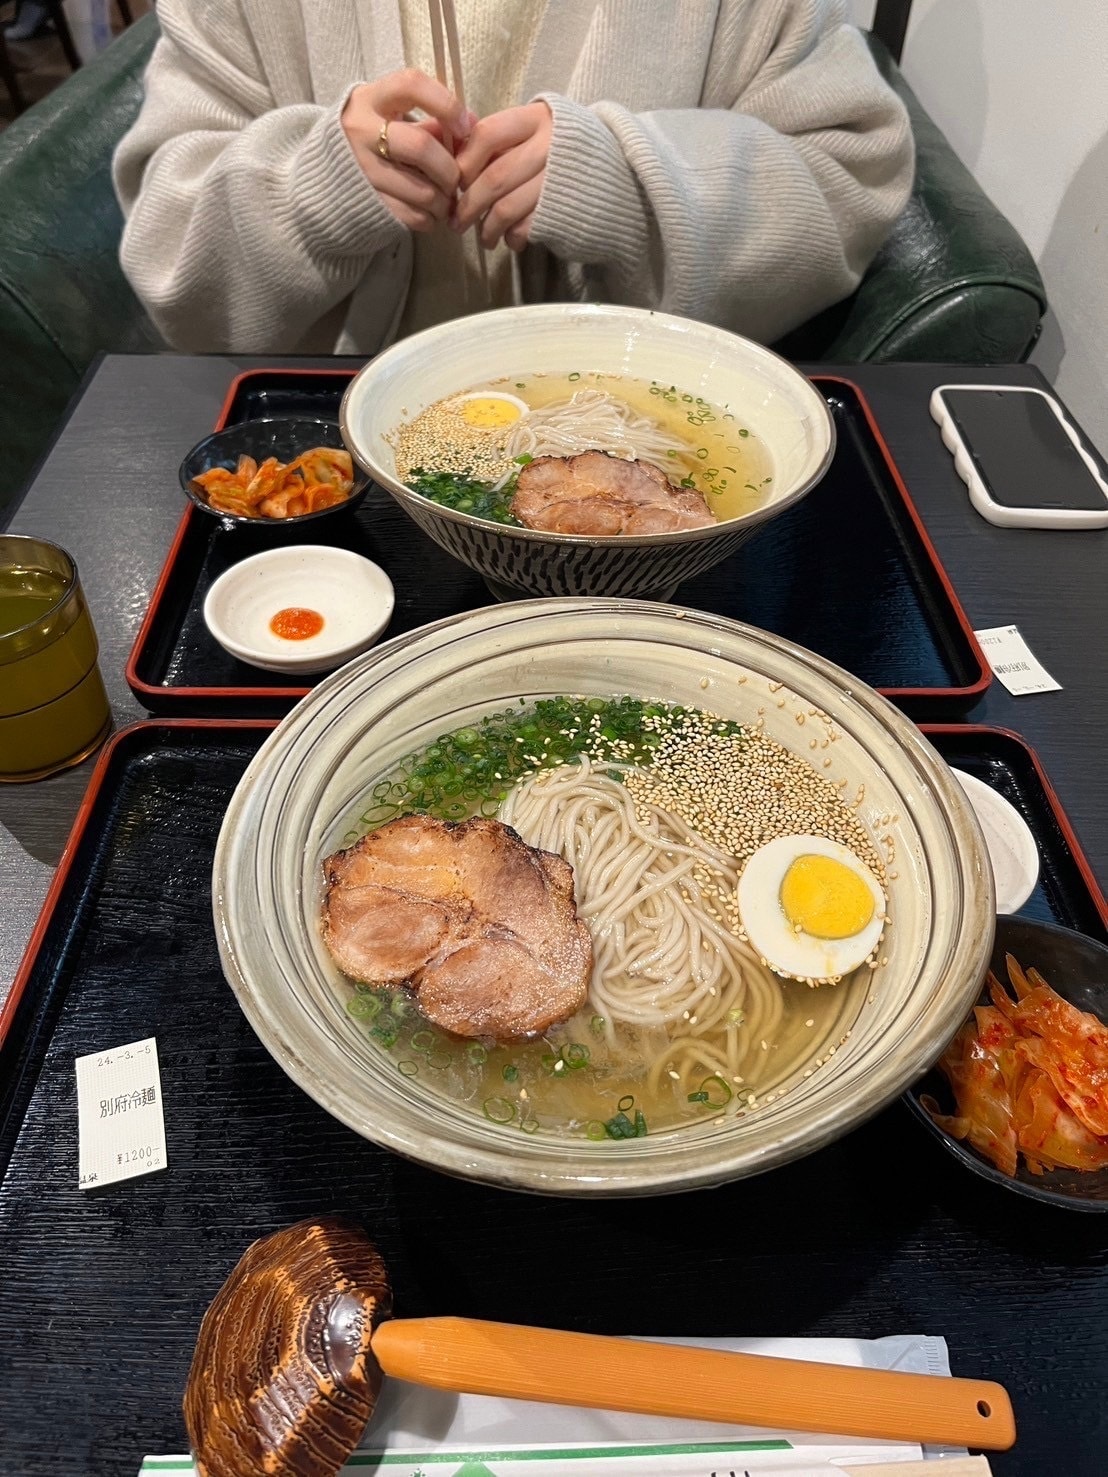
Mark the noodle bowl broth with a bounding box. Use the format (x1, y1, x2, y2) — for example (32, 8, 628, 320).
(391, 372, 776, 525)
(328, 696, 888, 1141)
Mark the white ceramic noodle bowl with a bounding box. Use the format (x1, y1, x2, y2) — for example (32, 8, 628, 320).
(339, 304, 835, 600)
(213, 600, 995, 1197)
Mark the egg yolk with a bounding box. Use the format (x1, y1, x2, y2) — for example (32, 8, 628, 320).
(459, 397, 523, 429)
(779, 854, 875, 940)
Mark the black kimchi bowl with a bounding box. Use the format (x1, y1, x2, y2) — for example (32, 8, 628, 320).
(181, 417, 370, 529)
(905, 916, 1108, 1211)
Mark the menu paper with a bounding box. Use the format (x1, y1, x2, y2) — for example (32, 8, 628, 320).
(141, 1334, 958, 1474)
(76, 1036, 167, 1189)
(974, 624, 1062, 695)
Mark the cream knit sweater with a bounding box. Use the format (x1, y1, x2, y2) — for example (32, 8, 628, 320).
(113, 0, 913, 355)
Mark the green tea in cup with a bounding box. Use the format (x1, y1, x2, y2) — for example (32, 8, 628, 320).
(0, 535, 112, 782)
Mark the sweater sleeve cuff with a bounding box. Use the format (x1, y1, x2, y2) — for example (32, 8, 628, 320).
(290, 88, 407, 263)
(529, 92, 648, 265)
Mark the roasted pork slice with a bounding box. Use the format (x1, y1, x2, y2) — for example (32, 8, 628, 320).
(510, 451, 717, 535)
(321, 814, 592, 1040)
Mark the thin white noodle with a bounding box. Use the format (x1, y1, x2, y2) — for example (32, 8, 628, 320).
(492, 389, 691, 490)
(499, 756, 785, 1087)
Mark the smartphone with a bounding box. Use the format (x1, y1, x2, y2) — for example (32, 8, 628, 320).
(930, 384, 1108, 529)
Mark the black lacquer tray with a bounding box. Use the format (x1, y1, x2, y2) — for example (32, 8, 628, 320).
(1, 720, 1106, 1477)
(126, 371, 989, 719)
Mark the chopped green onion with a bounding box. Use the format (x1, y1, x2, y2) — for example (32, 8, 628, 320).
(466, 1043, 488, 1066)
(519, 1118, 539, 1134)
(603, 1108, 648, 1139)
(698, 1075, 733, 1107)
(397, 1060, 419, 1077)
(502, 1064, 520, 1083)
(346, 993, 382, 1020)
(618, 1094, 635, 1112)
(688, 1090, 710, 1103)
(483, 1097, 515, 1124)
(585, 1120, 608, 1141)
(590, 1015, 607, 1037)
(562, 1043, 590, 1069)
(411, 1029, 436, 1052)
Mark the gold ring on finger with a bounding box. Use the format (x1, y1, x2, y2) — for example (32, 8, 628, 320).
(376, 120, 391, 161)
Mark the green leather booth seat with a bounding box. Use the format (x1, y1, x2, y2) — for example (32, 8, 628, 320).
(0, 18, 1047, 523)
(773, 37, 1048, 363)
(0, 17, 163, 524)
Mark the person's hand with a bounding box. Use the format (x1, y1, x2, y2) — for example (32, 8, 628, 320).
(342, 70, 476, 232)
(453, 102, 553, 251)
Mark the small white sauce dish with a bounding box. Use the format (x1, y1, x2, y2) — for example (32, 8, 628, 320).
(950, 768, 1040, 914)
(203, 546, 395, 675)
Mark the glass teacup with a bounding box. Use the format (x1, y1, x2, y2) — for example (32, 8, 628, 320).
(0, 535, 112, 782)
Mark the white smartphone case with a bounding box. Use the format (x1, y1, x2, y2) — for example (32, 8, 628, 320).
(929, 384, 1108, 530)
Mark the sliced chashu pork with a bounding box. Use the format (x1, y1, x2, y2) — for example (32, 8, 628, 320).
(321, 814, 592, 1040)
(510, 451, 716, 535)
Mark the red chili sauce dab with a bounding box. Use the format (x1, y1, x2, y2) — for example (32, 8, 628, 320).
(269, 606, 325, 641)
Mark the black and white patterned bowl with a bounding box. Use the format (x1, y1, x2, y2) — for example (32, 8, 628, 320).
(340, 305, 835, 601)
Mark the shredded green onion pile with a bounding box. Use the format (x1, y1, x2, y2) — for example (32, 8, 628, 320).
(357, 696, 742, 829)
(408, 466, 526, 525)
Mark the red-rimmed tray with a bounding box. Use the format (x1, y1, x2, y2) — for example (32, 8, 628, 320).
(126, 371, 989, 720)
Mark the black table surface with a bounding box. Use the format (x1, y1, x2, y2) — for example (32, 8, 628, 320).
(1, 355, 1107, 1475)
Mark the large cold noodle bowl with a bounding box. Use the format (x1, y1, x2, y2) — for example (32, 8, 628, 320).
(388, 373, 774, 535)
(318, 696, 892, 1142)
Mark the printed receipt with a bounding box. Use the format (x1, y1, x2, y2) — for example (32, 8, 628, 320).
(974, 624, 1062, 696)
(76, 1037, 167, 1189)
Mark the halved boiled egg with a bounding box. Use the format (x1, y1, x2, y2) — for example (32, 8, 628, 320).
(453, 391, 529, 430)
(736, 835, 886, 984)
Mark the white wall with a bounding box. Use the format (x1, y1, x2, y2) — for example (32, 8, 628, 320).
(852, 0, 1108, 456)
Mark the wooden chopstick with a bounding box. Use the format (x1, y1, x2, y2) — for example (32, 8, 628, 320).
(428, 0, 449, 146)
(428, 0, 490, 301)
